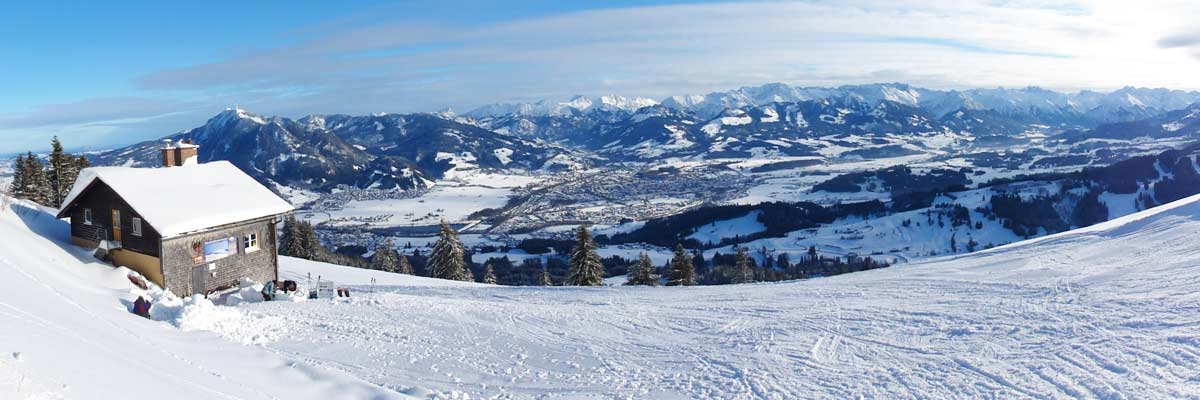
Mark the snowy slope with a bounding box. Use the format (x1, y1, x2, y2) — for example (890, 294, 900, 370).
(0, 199, 403, 400)
(686, 210, 767, 243)
(7, 192, 1200, 398)
(248, 194, 1200, 397)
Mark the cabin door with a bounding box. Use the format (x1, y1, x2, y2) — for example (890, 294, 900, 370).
(191, 264, 209, 295)
(110, 209, 121, 242)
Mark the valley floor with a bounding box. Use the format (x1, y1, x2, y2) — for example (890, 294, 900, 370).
(4, 194, 1200, 398)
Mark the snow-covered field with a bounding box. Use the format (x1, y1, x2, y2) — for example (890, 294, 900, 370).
(303, 171, 537, 229)
(5, 192, 1200, 398)
(686, 210, 766, 243)
(312, 185, 511, 228)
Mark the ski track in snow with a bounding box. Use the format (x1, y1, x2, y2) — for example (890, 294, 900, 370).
(7, 190, 1200, 398)
(249, 202, 1200, 399)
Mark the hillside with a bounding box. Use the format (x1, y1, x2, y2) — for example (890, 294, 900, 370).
(0, 199, 404, 399)
(247, 195, 1200, 398)
(4, 191, 1200, 397)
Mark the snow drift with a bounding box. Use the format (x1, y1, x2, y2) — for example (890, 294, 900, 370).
(0, 198, 403, 399)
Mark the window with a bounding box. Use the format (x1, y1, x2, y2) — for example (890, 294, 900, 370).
(131, 217, 142, 236)
(83, 208, 92, 225)
(243, 232, 259, 252)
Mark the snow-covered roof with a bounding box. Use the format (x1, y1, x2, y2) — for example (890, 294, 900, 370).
(58, 161, 294, 237)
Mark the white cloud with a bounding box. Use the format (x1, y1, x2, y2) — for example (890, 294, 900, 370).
(5, 0, 1200, 152)
(135, 1, 1200, 103)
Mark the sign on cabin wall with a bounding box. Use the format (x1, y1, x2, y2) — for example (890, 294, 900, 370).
(203, 237, 237, 262)
(192, 237, 238, 264)
(191, 242, 204, 264)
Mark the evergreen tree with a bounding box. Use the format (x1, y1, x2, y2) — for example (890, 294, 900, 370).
(22, 153, 51, 206)
(666, 244, 696, 286)
(624, 259, 639, 285)
(691, 250, 706, 276)
(428, 222, 469, 281)
(298, 219, 322, 260)
(8, 154, 26, 197)
(776, 253, 791, 271)
(625, 252, 657, 286)
(734, 247, 754, 284)
(278, 217, 301, 257)
(565, 225, 604, 286)
(74, 154, 90, 172)
(540, 267, 553, 286)
(462, 264, 475, 282)
(396, 253, 414, 274)
(279, 216, 322, 260)
(46, 136, 78, 207)
(482, 263, 497, 284)
(370, 240, 399, 272)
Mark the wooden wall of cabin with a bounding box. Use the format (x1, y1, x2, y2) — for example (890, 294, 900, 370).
(66, 180, 162, 257)
(160, 218, 278, 296)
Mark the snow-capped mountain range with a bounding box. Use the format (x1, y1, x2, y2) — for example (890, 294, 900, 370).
(89, 82, 1200, 192)
(465, 82, 1200, 124)
(465, 95, 659, 118)
(90, 108, 584, 192)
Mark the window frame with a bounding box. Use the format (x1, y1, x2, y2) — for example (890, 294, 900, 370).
(83, 208, 92, 225)
(131, 217, 142, 237)
(243, 232, 259, 253)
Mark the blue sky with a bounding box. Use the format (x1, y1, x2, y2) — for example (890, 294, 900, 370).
(2, 0, 1200, 153)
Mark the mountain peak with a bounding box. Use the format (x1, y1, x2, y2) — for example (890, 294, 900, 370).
(210, 107, 267, 127)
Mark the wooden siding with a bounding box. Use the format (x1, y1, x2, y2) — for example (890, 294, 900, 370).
(160, 218, 279, 296)
(64, 180, 162, 257)
(110, 249, 164, 288)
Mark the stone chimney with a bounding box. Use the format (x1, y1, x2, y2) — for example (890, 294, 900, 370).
(161, 139, 200, 167)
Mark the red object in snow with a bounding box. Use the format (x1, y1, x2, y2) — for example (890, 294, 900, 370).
(127, 274, 149, 290)
(132, 296, 152, 318)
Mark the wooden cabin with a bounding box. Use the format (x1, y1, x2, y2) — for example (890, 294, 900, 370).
(56, 141, 294, 296)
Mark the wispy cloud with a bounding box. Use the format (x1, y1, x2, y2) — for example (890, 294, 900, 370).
(1157, 31, 1200, 61)
(873, 36, 1073, 59)
(130, 1, 1199, 104)
(4, 0, 1200, 152)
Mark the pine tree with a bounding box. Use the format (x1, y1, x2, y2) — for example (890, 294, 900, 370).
(428, 222, 469, 281)
(279, 216, 322, 260)
(46, 136, 78, 207)
(298, 219, 322, 260)
(625, 252, 657, 286)
(370, 240, 399, 272)
(75, 154, 90, 171)
(482, 263, 497, 284)
(691, 250, 706, 276)
(565, 225, 604, 286)
(22, 153, 51, 206)
(462, 264, 475, 282)
(396, 253, 414, 274)
(8, 154, 26, 198)
(734, 247, 754, 284)
(776, 253, 791, 271)
(624, 260, 639, 285)
(278, 217, 307, 258)
(666, 244, 696, 286)
(540, 267, 553, 286)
